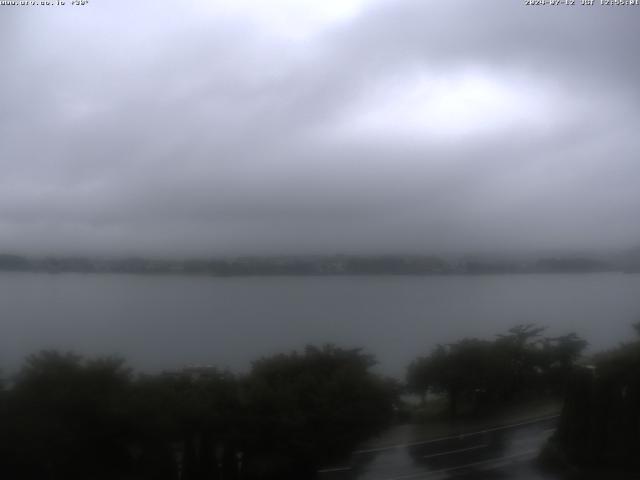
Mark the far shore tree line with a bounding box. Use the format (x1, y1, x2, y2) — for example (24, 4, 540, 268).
(1, 252, 636, 276)
(2, 323, 640, 479)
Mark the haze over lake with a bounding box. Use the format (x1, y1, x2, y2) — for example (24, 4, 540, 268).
(2, 272, 639, 377)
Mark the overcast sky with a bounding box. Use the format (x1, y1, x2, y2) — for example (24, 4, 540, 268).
(1, 0, 639, 257)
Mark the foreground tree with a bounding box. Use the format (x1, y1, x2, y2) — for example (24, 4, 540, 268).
(4, 351, 132, 480)
(408, 325, 587, 417)
(548, 323, 640, 472)
(242, 345, 396, 479)
(0, 345, 396, 480)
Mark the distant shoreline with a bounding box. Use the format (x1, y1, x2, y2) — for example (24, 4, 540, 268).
(0, 271, 637, 279)
(1, 253, 637, 277)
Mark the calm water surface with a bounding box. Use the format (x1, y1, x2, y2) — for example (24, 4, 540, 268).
(1, 272, 639, 376)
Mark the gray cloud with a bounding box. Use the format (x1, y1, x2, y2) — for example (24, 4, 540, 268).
(1, 0, 639, 256)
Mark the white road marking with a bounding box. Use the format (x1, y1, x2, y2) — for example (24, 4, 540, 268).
(353, 414, 559, 455)
(384, 449, 538, 480)
(317, 466, 352, 473)
(422, 443, 487, 459)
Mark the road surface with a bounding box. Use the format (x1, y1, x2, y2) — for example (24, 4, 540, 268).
(318, 415, 562, 480)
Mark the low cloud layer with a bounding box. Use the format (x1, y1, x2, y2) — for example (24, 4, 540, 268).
(2, 0, 639, 256)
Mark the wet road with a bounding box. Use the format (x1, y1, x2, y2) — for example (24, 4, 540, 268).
(318, 415, 560, 480)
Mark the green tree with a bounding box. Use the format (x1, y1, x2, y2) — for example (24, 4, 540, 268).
(242, 345, 396, 479)
(407, 325, 587, 417)
(5, 351, 132, 480)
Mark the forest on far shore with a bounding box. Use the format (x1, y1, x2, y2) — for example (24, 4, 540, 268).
(2, 252, 639, 276)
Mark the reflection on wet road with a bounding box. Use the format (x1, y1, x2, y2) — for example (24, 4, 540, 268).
(319, 415, 560, 480)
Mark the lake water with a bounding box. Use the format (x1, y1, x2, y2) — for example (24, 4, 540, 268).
(1, 272, 639, 377)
